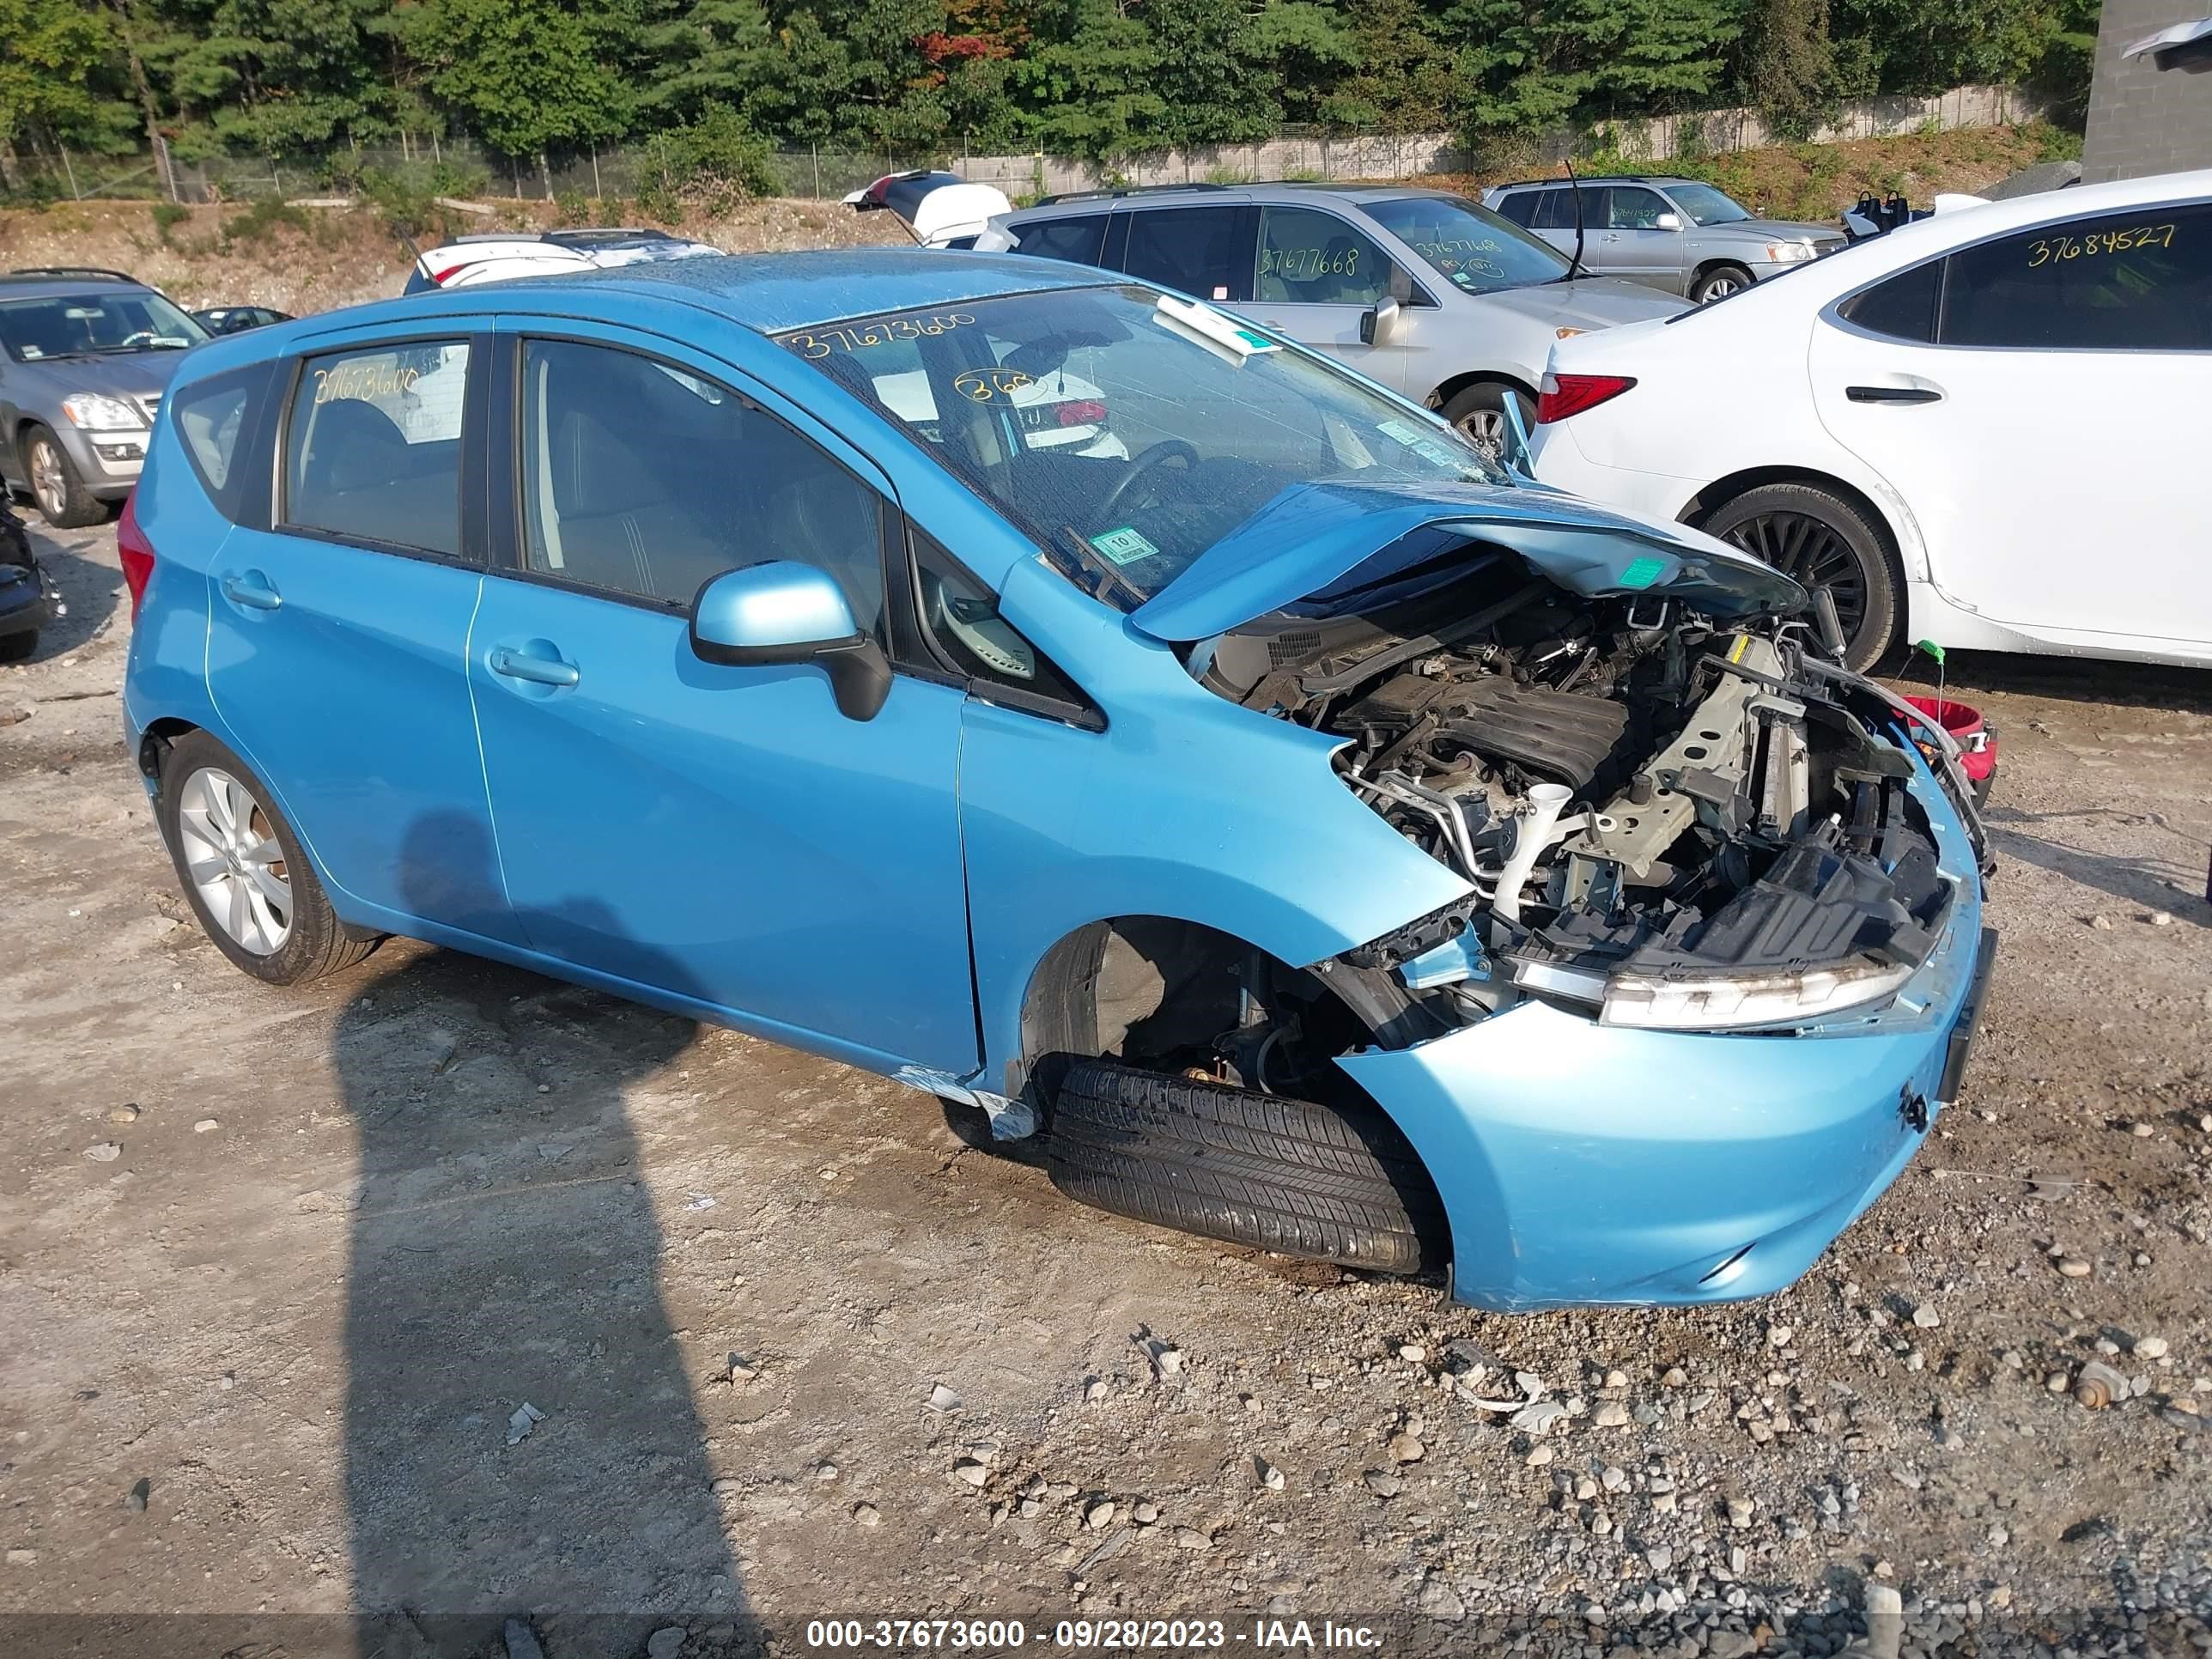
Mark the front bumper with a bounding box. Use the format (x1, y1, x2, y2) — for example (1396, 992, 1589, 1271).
(1339, 744, 1991, 1311)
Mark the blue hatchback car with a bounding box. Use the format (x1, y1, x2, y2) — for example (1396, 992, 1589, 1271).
(122, 249, 1995, 1310)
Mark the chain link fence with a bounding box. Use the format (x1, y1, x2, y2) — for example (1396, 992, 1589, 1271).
(6, 85, 2043, 210)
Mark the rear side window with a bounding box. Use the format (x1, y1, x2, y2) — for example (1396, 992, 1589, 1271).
(283, 341, 470, 556)
(1532, 188, 1581, 232)
(168, 361, 276, 524)
(1838, 259, 1941, 343)
(1493, 191, 1537, 228)
(1012, 216, 1108, 266)
(1119, 207, 1255, 302)
(1938, 204, 2212, 351)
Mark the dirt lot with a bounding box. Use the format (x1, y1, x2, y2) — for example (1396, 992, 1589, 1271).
(2, 521, 2209, 1659)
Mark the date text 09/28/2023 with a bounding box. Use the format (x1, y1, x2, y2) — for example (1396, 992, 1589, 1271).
(804, 1618, 1389, 1650)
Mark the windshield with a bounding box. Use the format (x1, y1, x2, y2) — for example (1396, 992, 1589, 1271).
(1363, 196, 1571, 293)
(0, 290, 207, 362)
(1667, 183, 1753, 227)
(780, 285, 1508, 611)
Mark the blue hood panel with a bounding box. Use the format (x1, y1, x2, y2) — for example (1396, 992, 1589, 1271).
(1128, 479, 1806, 643)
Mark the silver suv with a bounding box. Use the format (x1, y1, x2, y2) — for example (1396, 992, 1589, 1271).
(1481, 176, 1844, 304)
(978, 183, 1683, 455)
(0, 269, 208, 527)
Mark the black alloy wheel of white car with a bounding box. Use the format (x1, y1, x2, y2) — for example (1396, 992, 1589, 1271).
(1702, 482, 1900, 672)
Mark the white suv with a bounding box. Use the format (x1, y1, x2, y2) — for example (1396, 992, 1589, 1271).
(1528, 169, 2212, 670)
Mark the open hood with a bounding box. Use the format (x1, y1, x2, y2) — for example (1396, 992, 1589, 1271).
(1128, 479, 1805, 642)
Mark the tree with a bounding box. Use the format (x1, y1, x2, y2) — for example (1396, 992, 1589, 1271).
(407, 0, 630, 170)
(1140, 0, 1279, 146)
(0, 0, 120, 155)
(634, 0, 776, 125)
(1739, 0, 1833, 138)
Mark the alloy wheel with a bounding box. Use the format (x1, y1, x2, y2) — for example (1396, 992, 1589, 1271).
(177, 766, 293, 955)
(1454, 407, 1507, 459)
(29, 440, 65, 520)
(1717, 508, 1869, 646)
(1697, 274, 1741, 302)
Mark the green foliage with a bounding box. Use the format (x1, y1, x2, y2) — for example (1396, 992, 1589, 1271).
(219, 195, 310, 247)
(3, 0, 2094, 191)
(151, 199, 193, 241)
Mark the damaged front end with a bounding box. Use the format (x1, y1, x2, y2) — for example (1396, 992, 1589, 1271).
(1173, 513, 1988, 1043)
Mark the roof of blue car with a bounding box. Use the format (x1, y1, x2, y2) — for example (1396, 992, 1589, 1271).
(608, 247, 1098, 331)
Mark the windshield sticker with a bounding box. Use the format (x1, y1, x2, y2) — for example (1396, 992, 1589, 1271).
(952, 367, 1035, 403)
(782, 313, 975, 359)
(2027, 223, 2172, 266)
(1090, 526, 1160, 566)
(1618, 556, 1669, 590)
(1376, 417, 1467, 469)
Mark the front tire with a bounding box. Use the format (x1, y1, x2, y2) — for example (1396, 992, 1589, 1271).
(1439, 382, 1535, 464)
(23, 425, 105, 529)
(1046, 1060, 1447, 1274)
(156, 730, 380, 985)
(1692, 264, 1753, 304)
(1701, 482, 1900, 672)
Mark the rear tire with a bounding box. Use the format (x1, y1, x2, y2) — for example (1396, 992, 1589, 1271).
(24, 425, 105, 529)
(1047, 1060, 1447, 1274)
(156, 729, 381, 986)
(0, 630, 35, 664)
(1700, 481, 1900, 672)
(1691, 264, 1753, 304)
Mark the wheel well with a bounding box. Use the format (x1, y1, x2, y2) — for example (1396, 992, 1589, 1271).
(1692, 256, 1754, 284)
(136, 717, 200, 790)
(1681, 465, 1903, 562)
(1425, 369, 1536, 415)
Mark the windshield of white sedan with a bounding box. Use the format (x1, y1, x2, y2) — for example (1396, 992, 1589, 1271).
(0, 291, 208, 361)
(1362, 196, 1572, 293)
(779, 285, 1504, 609)
(1668, 183, 1753, 227)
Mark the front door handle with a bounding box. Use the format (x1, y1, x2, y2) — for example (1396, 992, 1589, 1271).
(220, 570, 283, 611)
(489, 646, 580, 688)
(1845, 384, 1943, 404)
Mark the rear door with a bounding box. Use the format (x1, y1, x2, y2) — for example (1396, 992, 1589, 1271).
(1809, 198, 2212, 647)
(204, 327, 520, 941)
(1249, 204, 1407, 389)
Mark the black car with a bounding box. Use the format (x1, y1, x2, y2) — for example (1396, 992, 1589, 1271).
(0, 499, 61, 662)
(191, 306, 293, 336)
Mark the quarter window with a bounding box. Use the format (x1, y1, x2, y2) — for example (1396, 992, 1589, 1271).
(1838, 259, 1942, 343)
(171, 362, 276, 523)
(1119, 206, 1255, 302)
(284, 341, 469, 556)
(518, 339, 886, 630)
(1938, 204, 2212, 350)
(1493, 192, 1538, 228)
(1255, 206, 1390, 307)
(908, 530, 1088, 713)
(1012, 216, 1108, 267)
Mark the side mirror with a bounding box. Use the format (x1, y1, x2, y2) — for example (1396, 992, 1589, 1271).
(1655, 211, 1682, 232)
(689, 561, 890, 721)
(1360, 295, 1402, 347)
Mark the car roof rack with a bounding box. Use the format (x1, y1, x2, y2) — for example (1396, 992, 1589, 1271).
(1491, 175, 1684, 191)
(1030, 181, 1236, 208)
(5, 266, 143, 284)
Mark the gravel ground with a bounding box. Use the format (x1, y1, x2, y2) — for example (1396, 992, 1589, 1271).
(2, 522, 2209, 1659)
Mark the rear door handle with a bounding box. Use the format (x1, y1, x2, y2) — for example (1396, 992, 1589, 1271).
(489, 646, 580, 688)
(220, 570, 283, 611)
(1845, 384, 1943, 404)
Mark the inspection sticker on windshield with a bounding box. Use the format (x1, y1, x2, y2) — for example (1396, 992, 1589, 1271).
(1091, 526, 1160, 566)
(1618, 556, 1669, 589)
(1376, 418, 1466, 469)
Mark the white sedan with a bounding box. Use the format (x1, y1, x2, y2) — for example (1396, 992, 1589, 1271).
(1528, 168, 2212, 670)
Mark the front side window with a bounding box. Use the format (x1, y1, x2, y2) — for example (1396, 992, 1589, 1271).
(520, 339, 885, 629)
(284, 341, 469, 555)
(1119, 207, 1254, 302)
(1364, 194, 1571, 295)
(1013, 216, 1109, 267)
(780, 286, 1505, 612)
(1256, 206, 1390, 307)
(1939, 204, 2212, 351)
(0, 289, 207, 362)
(1666, 183, 1752, 227)
(1607, 186, 1670, 230)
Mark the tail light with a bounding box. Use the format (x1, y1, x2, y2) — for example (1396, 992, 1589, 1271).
(1536, 372, 1638, 424)
(1054, 399, 1107, 427)
(117, 489, 155, 622)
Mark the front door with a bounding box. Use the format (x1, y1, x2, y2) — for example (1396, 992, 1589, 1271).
(1249, 204, 1407, 391)
(1809, 199, 2212, 647)
(469, 326, 977, 1072)
(204, 331, 520, 941)
(1595, 185, 1688, 292)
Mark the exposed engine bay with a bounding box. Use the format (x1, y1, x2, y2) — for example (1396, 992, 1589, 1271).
(1198, 532, 1981, 1036)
